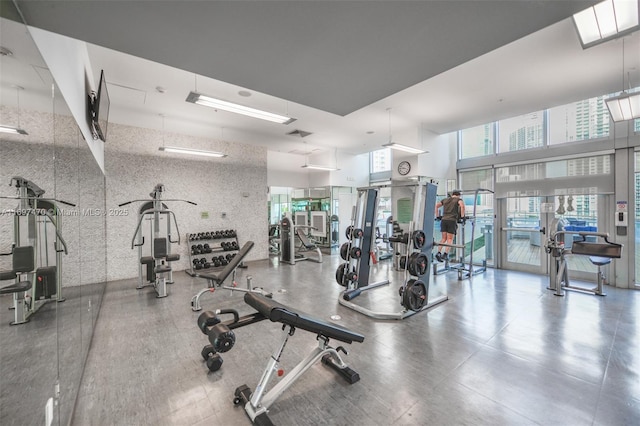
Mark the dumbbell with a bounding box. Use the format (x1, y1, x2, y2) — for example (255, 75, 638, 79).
(191, 244, 197, 255)
(202, 323, 236, 372)
(225, 254, 234, 262)
(220, 258, 228, 266)
(213, 231, 221, 239)
(229, 230, 236, 237)
(212, 258, 221, 267)
(203, 243, 211, 253)
(193, 259, 203, 270)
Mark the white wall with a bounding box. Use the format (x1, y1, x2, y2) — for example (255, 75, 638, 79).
(418, 127, 457, 180)
(105, 122, 268, 281)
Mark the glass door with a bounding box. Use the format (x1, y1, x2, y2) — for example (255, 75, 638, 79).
(499, 196, 548, 274)
(499, 194, 607, 281)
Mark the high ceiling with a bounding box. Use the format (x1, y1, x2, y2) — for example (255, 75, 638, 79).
(3, 1, 639, 164)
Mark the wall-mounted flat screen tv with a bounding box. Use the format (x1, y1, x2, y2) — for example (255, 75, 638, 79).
(89, 70, 109, 142)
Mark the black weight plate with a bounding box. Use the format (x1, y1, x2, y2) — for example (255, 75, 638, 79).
(353, 228, 364, 238)
(206, 353, 223, 372)
(335, 263, 348, 287)
(208, 324, 235, 353)
(408, 252, 428, 276)
(340, 243, 349, 261)
(201, 344, 215, 361)
(402, 279, 428, 312)
(345, 226, 353, 240)
(350, 247, 362, 259)
(412, 230, 426, 249)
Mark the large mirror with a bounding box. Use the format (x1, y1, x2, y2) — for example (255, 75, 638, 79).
(0, 7, 107, 425)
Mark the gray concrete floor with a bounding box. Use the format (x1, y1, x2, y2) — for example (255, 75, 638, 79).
(72, 255, 639, 425)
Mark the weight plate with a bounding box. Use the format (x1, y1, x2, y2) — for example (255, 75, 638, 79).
(340, 243, 349, 261)
(201, 344, 215, 361)
(412, 230, 426, 249)
(402, 279, 428, 312)
(335, 263, 348, 287)
(345, 226, 353, 240)
(350, 247, 362, 259)
(353, 228, 364, 238)
(408, 252, 428, 276)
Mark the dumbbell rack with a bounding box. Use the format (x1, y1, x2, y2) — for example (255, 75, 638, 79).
(186, 230, 242, 277)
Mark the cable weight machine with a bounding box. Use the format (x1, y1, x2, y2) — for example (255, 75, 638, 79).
(336, 183, 448, 320)
(120, 184, 197, 298)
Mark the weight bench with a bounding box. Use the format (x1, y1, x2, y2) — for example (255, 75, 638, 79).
(295, 229, 322, 263)
(197, 292, 364, 425)
(191, 241, 269, 311)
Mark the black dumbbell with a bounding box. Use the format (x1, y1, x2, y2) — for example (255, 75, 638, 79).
(213, 231, 221, 239)
(201, 345, 223, 372)
(220, 258, 228, 266)
(225, 254, 233, 262)
(230, 230, 236, 237)
(203, 243, 211, 253)
(231, 241, 239, 250)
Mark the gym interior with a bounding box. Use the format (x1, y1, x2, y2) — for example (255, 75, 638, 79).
(1, 1, 639, 425)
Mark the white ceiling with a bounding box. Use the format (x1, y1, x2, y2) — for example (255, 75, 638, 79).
(2, 1, 640, 168)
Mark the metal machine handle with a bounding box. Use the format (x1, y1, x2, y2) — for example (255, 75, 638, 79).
(502, 227, 545, 234)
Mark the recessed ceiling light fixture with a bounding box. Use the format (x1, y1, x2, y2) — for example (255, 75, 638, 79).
(572, 0, 639, 49)
(186, 91, 295, 124)
(159, 146, 227, 158)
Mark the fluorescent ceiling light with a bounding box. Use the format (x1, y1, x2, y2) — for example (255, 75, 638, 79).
(605, 91, 640, 121)
(301, 164, 339, 171)
(186, 91, 296, 124)
(382, 142, 428, 154)
(0, 124, 28, 135)
(573, 0, 639, 49)
(159, 146, 227, 158)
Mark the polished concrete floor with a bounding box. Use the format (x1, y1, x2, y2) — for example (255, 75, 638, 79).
(72, 254, 639, 425)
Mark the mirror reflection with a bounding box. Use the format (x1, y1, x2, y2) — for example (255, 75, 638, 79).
(0, 13, 107, 426)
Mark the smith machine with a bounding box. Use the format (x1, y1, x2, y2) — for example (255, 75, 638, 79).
(335, 182, 448, 320)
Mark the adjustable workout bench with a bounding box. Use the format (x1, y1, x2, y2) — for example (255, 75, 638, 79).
(191, 241, 271, 311)
(295, 229, 323, 263)
(197, 292, 364, 425)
